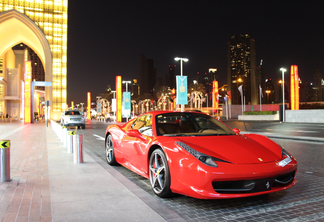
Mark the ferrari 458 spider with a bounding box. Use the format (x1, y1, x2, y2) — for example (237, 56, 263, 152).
(104, 111, 297, 199)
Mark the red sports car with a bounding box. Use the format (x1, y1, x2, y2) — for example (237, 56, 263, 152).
(104, 111, 297, 199)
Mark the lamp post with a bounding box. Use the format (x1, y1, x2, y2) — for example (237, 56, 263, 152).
(174, 57, 188, 112)
(122, 80, 132, 92)
(280, 68, 286, 122)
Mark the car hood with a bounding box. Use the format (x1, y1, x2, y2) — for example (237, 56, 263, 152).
(175, 134, 282, 164)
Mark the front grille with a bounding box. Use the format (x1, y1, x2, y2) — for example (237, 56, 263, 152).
(212, 170, 296, 194)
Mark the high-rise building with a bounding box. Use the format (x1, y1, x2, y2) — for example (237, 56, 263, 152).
(227, 34, 257, 105)
(139, 52, 156, 96)
(0, 1, 68, 120)
(264, 79, 275, 104)
(167, 65, 176, 89)
(12, 43, 45, 90)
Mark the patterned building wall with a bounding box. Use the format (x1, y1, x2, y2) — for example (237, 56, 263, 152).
(0, 0, 68, 112)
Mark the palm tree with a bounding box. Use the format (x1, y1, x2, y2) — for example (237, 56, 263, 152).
(188, 83, 206, 109)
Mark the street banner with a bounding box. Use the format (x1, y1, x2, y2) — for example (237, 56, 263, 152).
(123, 92, 131, 110)
(176, 75, 188, 105)
(238, 84, 243, 96)
(112, 99, 116, 112)
(97, 102, 101, 113)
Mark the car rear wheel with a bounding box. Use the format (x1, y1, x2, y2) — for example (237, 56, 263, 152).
(149, 148, 172, 197)
(105, 135, 117, 165)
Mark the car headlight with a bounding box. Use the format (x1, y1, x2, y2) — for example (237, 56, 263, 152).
(175, 141, 221, 167)
(281, 147, 292, 159)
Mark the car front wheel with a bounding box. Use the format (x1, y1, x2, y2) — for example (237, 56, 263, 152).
(149, 148, 172, 197)
(105, 135, 117, 165)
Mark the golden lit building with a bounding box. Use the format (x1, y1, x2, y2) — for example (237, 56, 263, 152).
(0, 0, 68, 120)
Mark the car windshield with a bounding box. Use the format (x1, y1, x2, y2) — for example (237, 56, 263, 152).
(65, 111, 81, 115)
(156, 112, 236, 136)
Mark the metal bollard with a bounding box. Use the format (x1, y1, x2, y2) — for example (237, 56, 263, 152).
(0, 140, 10, 182)
(73, 134, 83, 163)
(66, 130, 75, 153)
(63, 127, 67, 146)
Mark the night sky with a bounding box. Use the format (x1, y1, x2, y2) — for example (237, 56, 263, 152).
(67, 1, 324, 104)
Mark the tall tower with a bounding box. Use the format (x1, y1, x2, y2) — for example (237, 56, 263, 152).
(0, 0, 68, 119)
(227, 34, 257, 105)
(139, 52, 156, 96)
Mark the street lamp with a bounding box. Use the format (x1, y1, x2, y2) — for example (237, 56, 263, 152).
(280, 68, 286, 122)
(174, 57, 188, 112)
(122, 80, 132, 92)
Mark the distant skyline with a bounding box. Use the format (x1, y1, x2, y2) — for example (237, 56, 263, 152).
(67, 1, 324, 104)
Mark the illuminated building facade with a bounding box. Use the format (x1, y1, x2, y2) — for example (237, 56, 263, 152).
(227, 34, 257, 105)
(0, 0, 68, 120)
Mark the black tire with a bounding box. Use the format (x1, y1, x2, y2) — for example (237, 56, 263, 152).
(105, 135, 118, 165)
(149, 148, 173, 197)
(82, 125, 85, 129)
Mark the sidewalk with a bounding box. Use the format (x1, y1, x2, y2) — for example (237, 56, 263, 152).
(0, 123, 184, 222)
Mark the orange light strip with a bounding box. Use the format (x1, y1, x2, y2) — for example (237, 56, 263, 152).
(295, 66, 299, 110)
(213, 81, 219, 110)
(87, 92, 91, 119)
(116, 76, 122, 122)
(24, 61, 32, 123)
(290, 65, 299, 110)
(36, 93, 39, 115)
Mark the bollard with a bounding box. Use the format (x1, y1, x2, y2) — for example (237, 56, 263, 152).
(66, 130, 75, 153)
(0, 140, 10, 182)
(63, 127, 67, 146)
(73, 134, 83, 163)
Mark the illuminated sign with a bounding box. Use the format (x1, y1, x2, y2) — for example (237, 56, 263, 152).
(290, 65, 299, 110)
(87, 92, 91, 119)
(33, 81, 52, 87)
(213, 81, 219, 110)
(116, 76, 122, 122)
(71, 101, 74, 109)
(24, 61, 32, 123)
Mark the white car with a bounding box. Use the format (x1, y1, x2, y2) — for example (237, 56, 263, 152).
(61, 110, 85, 129)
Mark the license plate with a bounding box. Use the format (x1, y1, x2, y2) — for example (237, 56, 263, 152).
(278, 157, 292, 167)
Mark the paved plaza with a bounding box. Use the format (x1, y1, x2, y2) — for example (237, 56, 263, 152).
(1, 121, 324, 222)
(0, 123, 183, 222)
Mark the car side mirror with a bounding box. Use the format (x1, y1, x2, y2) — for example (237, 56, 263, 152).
(232, 128, 240, 135)
(126, 129, 145, 139)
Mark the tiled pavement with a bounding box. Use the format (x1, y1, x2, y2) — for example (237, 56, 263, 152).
(0, 124, 51, 222)
(0, 123, 183, 222)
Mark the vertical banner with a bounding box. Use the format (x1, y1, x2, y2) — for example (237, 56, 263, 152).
(24, 61, 32, 123)
(116, 76, 122, 122)
(111, 99, 116, 112)
(123, 92, 131, 118)
(97, 102, 101, 114)
(176, 75, 188, 105)
(87, 92, 91, 119)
